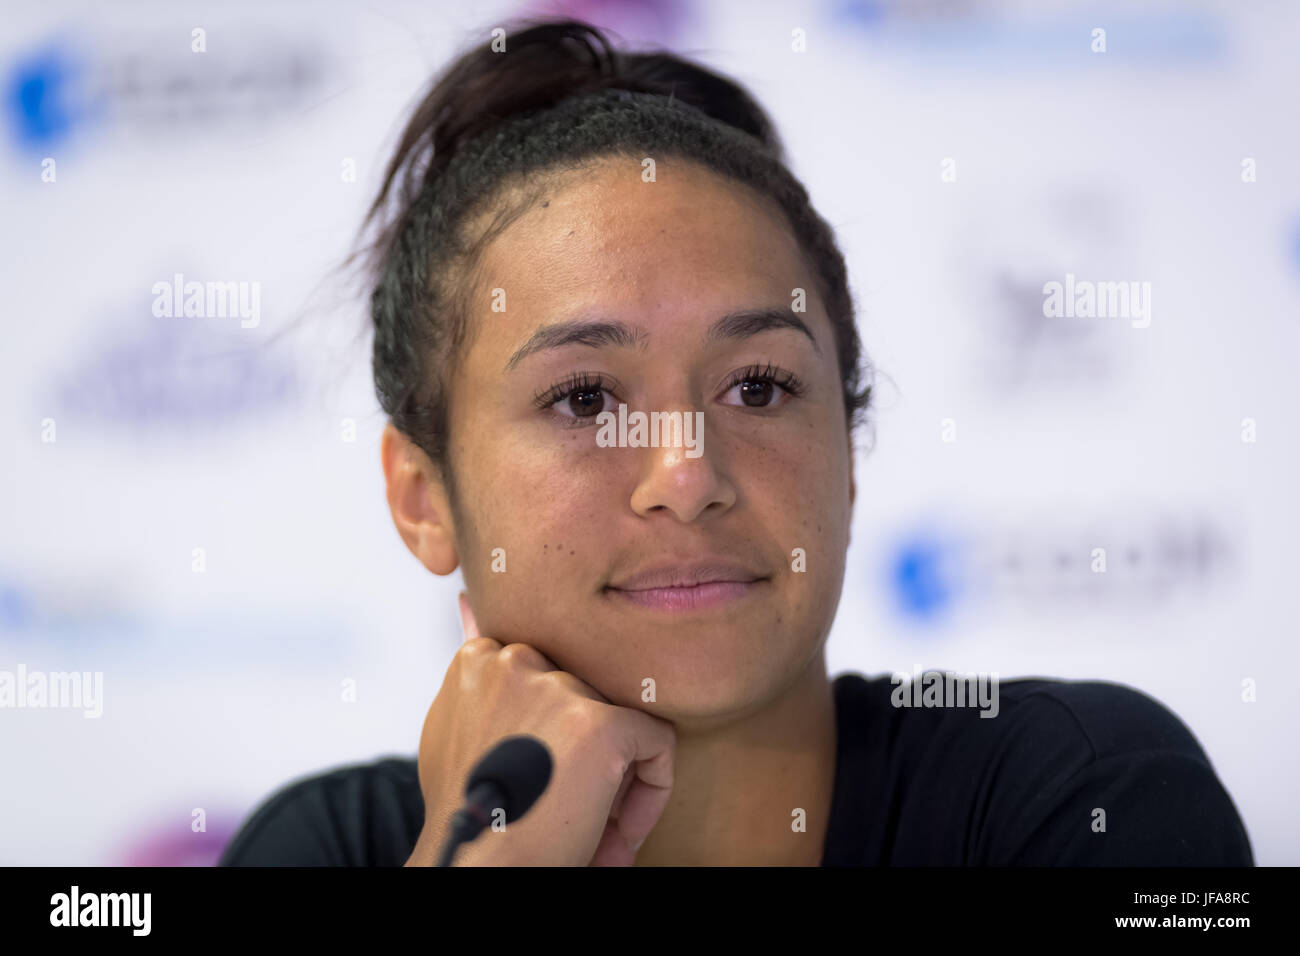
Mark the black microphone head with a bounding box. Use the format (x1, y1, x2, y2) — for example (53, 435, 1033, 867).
(465, 735, 553, 823)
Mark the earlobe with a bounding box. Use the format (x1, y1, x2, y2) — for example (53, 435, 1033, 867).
(381, 423, 460, 576)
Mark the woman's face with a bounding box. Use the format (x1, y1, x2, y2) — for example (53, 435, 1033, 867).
(436, 155, 853, 724)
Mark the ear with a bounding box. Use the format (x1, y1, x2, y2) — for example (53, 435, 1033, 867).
(381, 423, 460, 576)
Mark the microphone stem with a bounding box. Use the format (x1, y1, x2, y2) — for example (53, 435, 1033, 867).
(435, 807, 488, 867)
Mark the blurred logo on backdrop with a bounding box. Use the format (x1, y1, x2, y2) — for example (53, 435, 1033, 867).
(48, 302, 297, 432)
(5, 43, 84, 149)
(887, 510, 1235, 626)
(832, 0, 1226, 64)
(891, 527, 964, 622)
(5, 28, 330, 152)
(966, 187, 1133, 393)
(0, 567, 355, 668)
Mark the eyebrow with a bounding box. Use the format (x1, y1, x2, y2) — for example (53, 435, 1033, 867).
(504, 307, 821, 371)
(705, 308, 821, 354)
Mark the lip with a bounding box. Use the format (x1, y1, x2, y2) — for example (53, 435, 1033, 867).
(605, 561, 768, 612)
(608, 580, 765, 612)
(609, 561, 766, 591)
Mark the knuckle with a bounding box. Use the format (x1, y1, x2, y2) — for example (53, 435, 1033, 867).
(562, 697, 601, 734)
(540, 669, 578, 693)
(497, 642, 543, 668)
(457, 637, 496, 660)
(543, 668, 598, 700)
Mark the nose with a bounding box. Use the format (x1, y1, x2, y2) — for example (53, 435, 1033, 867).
(628, 411, 736, 523)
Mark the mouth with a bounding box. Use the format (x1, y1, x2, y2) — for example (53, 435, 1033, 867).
(608, 580, 766, 612)
(604, 563, 769, 613)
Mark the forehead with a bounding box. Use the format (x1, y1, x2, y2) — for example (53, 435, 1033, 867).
(470, 157, 809, 325)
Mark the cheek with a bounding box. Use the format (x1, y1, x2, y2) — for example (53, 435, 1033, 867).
(727, 416, 851, 606)
(484, 428, 612, 537)
(462, 429, 612, 618)
(728, 411, 850, 523)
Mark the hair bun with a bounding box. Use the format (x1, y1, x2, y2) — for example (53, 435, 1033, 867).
(378, 19, 782, 210)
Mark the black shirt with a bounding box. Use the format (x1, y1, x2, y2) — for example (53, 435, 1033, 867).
(218, 672, 1254, 866)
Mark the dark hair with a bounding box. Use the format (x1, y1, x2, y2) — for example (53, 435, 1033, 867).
(362, 18, 871, 474)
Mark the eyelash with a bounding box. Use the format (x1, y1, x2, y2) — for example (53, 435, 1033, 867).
(722, 362, 806, 400)
(531, 364, 806, 414)
(532, 372, 615, 411)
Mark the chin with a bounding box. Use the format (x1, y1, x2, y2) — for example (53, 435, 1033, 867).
(586, 639, 802, 721)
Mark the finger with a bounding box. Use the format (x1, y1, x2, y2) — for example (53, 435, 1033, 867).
(612, 710, 676, 791)
(497, 641, 563, 675)
(589, 817, 636, 867)
(612, 771, 673, 858)
(605, 710, 676, 855)
(608, 763, 636, 820)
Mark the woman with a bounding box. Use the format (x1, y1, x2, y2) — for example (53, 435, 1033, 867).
(220, 19, 1252, 866)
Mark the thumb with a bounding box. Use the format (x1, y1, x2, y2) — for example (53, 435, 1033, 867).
(457, 591, 481, 643)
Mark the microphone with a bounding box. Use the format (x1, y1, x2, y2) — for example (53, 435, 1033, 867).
(435, 735, 553, 866)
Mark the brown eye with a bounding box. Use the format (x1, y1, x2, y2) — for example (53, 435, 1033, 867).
(738, 380, 774, 407)
(720, 364, 804, 410)
(568, 388, 606, 417)
(534, 373, 620, 422)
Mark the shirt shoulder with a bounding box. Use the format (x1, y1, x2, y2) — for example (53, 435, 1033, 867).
(218, 755, 423, 867)
(984, 678, 1254, 865)
(831, 672, 1254, 865)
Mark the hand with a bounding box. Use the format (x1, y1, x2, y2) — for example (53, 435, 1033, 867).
(405, 593, 676, 866)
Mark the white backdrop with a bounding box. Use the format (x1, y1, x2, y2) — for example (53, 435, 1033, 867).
(2, 0, 1296, 865)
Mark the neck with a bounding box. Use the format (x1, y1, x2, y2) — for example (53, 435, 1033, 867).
(631, 648, 837, 866)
